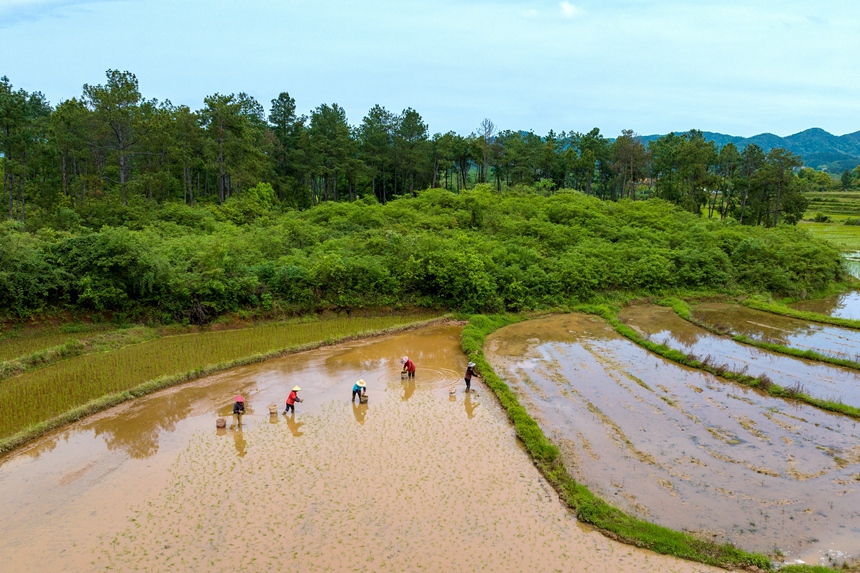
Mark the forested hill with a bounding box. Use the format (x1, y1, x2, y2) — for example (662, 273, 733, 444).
(639, 128, 860, 173)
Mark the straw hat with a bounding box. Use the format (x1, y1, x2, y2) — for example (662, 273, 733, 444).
(233, 395, 245, 402)
(357, 379, 366, 388)
(292, 386, 302, 391)
(401, 356, 408, 363)
(468, 362, 475, 367)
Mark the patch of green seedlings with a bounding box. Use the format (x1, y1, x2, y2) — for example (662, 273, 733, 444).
(462, 313, 772, 571)
(0, 313, 440, 451)
(0, 326, 187, 381)
(579, 303, 860, 421)
(742, 298, 860, 331)
(0, 327, 109, 361)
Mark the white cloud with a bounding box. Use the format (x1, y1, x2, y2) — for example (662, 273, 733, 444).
(559, 1, 580, 19)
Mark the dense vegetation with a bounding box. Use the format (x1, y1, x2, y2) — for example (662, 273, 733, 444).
(1, 70, 850, 321)
(0, 183, 845, 320)
(1, 70, 841, 229)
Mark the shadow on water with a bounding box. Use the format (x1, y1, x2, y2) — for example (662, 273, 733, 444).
(620, 305, 860, 407)
(692, 302, 860, 362)
(486, 314, 860, 563)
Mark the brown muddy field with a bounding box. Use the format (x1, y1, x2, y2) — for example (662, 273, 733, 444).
(693, 302, 860, 362)
(0, 323, 722, 573)
(793, 291, 860, 320)
(485, 314, 860, 566)
(620, 305, 860, 407)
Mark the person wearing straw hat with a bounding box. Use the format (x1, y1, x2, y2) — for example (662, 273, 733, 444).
(464, 362, 478, 392)
(284, 386, 303, 414)
(232, 395, 246, 426)
(352, 379, 367, 402)
(401, 356, 416, 378)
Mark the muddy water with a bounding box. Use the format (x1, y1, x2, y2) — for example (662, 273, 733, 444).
(485, 314, 860, 565)
(0, 323, 721, 573)
(793, 291, 860, 320)
(620, 305, 860, 406)
(693, 302, 860, 362)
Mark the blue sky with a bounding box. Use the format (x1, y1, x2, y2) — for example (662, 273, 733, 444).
(1, 0, 858, 138)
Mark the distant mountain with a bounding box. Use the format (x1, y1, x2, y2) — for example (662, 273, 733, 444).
(638, 128, 860, 173)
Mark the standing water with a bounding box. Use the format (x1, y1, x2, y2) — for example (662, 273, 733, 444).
(0, 323, 722, 573)
(485, 314, 860, 566)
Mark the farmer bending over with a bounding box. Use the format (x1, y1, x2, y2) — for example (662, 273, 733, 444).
(401, 356, 416, 378)
(285, 386, 303, 414)
(352, 379, 367, 402)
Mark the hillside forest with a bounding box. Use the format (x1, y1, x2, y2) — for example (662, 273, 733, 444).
(0, 71, 851, 321)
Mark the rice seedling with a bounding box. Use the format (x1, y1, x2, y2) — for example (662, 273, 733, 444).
(0, 328, 105, 361)
(0, 313, 438, 441)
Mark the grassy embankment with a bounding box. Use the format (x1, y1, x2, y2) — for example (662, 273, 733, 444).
(741, 297, 860, 330)
(461, 314, 772, 571)
(667, 297, 860, 368)
(0, 313, 441, 454)
(635, 298, 860, 417)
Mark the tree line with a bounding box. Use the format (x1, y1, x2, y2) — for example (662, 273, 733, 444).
(1, 70, 832, 229)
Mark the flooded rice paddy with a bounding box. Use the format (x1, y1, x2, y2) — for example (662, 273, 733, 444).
(692, 302, 860, 362)
(485, 314, 860, 565)
(793, 291, 860, 320)
(620, 305, 860, 407)
(0, 323, 721, 573)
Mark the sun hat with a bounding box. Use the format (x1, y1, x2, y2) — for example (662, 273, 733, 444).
(468, 362, 475, 367)
(292, 386, 301, 391)
(234, 395, 245, 402)
(357, 379, 366, 387)
(401, 356, 408, 363)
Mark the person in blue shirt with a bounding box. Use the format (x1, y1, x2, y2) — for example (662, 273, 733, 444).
(352, 379, 366, 402)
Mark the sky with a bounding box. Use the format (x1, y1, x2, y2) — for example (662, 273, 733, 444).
(1, 0, 858, 138)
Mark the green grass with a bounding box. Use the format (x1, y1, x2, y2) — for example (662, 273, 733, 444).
(0, 326, 111, 361)
(742, 298, 860, 330)
(462, 313, 772, 571)
(0, 313, 441, 450)
(799, 220, 860, 252)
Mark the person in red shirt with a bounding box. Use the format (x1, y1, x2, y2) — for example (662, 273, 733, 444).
(401, 356, 416, 378)
(284, 385, 303, 414)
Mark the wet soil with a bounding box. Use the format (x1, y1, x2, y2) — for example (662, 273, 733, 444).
(620, 305, 860, 407)
(692, 302, 860, 362)
(0, 323, 721, 573)
(792, 291, 860, 320)
(485, 314, 860, 566)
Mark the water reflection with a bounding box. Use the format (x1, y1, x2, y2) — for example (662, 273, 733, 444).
(233, 429, 247, 457)
(621, 305, 860, 408)
(352, 403, 368, 425)
(792, 290, 860, 320)
(401, 378, 416, 401)
(464, 393, 479, 419)
(89, 391, 195, 459)
(693, 302, 860, 361)
(286, 414, 305, 437)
